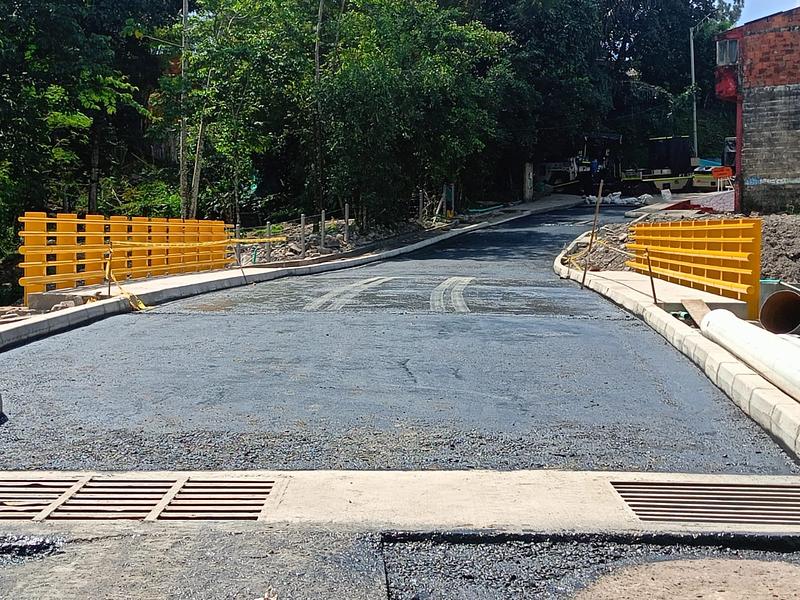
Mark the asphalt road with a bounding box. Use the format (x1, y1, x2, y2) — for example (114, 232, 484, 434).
(0, 206, 797, 473)
(2, 528, 800, 599)
(2, 205, 800, 599)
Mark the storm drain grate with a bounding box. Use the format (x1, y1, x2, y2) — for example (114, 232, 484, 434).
(0, 478, 80, 520)
(158, 478, 275, 521)
(0, 476, 277, 521)
(50, 478, 176, 520)
(612, 481, 800, 525)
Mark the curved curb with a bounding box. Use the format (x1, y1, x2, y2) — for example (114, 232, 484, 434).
(554, 243, 800, 460)
(0, 199, 583, 352)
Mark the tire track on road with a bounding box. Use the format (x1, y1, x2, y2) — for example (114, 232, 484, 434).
(430, 277, 475, 313)
(304, 277, 395, 311)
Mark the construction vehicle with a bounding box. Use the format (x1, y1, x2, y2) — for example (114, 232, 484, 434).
(691, 137, 737, 191)
(538, 133, 623, 193)
(621, 136, 696, 193)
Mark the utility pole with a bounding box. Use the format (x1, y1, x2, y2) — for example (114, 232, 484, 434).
(690, 27, 698, 157)
(314, 0, 325, 215)
(180, 0, 189, 219)
(690, 11, 716, 158)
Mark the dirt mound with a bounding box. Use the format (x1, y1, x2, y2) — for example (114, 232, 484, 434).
(569, 213, 800, 283)
(762, 215, 800, 281)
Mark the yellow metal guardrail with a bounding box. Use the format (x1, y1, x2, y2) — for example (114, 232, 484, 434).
(626, 218, 762, 319)
(19, 212, 231, 304)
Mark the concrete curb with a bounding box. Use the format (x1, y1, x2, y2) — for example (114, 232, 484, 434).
(553, 243, 800, 459)
(1, 198, 582, 352)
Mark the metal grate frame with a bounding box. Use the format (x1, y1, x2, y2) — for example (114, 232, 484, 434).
(613, 481, 800, 525)
(0, 476, 278, 522)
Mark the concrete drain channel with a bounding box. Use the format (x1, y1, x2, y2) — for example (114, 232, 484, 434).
(613, 481, 800, 526)
(0, 476, 277, 521)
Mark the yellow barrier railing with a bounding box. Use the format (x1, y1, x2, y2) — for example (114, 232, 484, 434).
(626, 218, 762, 319)
(18, 212, 231, 304)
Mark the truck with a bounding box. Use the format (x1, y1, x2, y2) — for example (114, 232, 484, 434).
(621, 136, 696, 193)
(691, 137, 737, 191)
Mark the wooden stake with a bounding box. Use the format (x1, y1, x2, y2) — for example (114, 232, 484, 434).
(581, 180, 604, 289)
(646, 250, 658, 304)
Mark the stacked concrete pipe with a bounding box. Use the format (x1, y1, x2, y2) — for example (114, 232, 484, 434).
(701, 309, 800, 402)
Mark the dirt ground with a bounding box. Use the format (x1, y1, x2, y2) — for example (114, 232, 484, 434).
(571, 213, 800, 282)
(574, 558, 800, 600)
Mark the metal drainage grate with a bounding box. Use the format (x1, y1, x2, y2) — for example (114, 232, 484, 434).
(0, 476, 277, 521)
(612, 481, 800, 525)
(158, 478, 275, 520)
(50, 478, 176, 521)
(0, 478, 80, 520)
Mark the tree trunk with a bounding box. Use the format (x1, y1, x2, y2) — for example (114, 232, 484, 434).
(233, 166, 240, 228)
(189, 117, 206, 219)
(179, 0, 190, 219)
(88, 120, 101, 214)
(189, 68, 214, 220)
(314, 0, 325, 213)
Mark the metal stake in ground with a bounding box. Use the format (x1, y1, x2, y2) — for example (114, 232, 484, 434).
(581, 179, 605, 290)
(105, 243, 113, 298)
(645, 249, 658, 305)
(320, 210, 326, 249)
(266, 221, 272, 262)
(235, 224, 248, 285)
(344, 204, 350, 245)
(300, 214, 306, 259)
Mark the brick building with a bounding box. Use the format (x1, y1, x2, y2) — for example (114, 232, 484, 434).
(716, 8, 800, 213)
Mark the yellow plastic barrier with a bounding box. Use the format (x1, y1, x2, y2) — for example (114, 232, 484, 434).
(626, 218, 762, 319)
(18, 212, 231, 304)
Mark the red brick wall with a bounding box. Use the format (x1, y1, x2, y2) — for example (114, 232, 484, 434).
(742, 8, 800, 89)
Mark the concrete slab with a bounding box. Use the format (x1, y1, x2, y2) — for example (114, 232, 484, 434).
(1, 470, 799, 535)
(624, 203, 703, 219)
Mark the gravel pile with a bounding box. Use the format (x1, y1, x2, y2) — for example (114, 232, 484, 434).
(762, 214, 800, 281)
(567, 213, 800, 282)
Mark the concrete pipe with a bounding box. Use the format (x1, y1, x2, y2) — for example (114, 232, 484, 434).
(701, 309, 800, 402)
(781, 335, 800, 351)
(760, 290, 800, 335)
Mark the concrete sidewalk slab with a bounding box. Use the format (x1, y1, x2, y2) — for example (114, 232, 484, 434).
(0, 195, 584, 352)
(0, 470, 798, 535)
(579, 270, 749, 318)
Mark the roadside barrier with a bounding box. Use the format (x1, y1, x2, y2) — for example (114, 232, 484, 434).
(627, 219, 762, 319)
(18, 212, 285, 306)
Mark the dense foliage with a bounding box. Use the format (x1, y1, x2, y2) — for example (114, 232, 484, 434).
(0, 0, 742, 301)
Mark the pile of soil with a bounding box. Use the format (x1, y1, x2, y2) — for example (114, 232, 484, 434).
(569, 213, 800, 283)
(762, 214, 800, 281)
